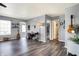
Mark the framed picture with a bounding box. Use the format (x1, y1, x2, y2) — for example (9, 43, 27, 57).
(63, 20, 65, 29)
(28, 25, 30, 30)
(12, 23, 19, 28)
(34, 25, 36, 28)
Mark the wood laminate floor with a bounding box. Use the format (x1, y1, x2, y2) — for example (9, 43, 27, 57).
(0, 38, 67, 56)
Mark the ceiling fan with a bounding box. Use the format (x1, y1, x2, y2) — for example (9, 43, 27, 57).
(0, 3, 7, 8)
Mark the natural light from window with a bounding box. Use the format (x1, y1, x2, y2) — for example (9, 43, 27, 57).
(22, 24, 26, 32)
(0, 20, 11, 35)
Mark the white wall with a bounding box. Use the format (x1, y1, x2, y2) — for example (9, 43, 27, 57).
(26, 15, 46, 42)
(65, 4, 79, 55)
(59, 16, 65, 42)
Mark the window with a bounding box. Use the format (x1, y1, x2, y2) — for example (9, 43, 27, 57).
(22, 24, 26, 32)
(0, 20, 11, 35)
(22, 25, 26, 32)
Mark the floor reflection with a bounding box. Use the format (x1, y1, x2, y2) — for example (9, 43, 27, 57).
(0, 37, 28, 56)
(0, 38, 67, 56)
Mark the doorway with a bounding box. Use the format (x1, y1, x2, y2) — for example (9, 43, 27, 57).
(46, 20, 51, 40)
(46, 19, 60, 42)
(47, 20, 60, 42)
(52, 20, 59, 42)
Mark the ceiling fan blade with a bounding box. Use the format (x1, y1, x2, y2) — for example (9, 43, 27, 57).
(0, 3, 7, 8)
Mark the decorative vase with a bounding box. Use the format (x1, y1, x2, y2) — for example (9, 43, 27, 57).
(16, 29, 20, 40)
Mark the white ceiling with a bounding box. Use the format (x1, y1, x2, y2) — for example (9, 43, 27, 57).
(0, 3, 77, 20)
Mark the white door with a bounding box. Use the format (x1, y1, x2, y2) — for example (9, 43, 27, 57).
(50, 20, 59, 40)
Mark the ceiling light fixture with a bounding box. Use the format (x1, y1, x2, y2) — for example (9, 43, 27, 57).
(0, 3, 7, 8)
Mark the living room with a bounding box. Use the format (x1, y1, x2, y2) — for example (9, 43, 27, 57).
(0, 3, 79, 56)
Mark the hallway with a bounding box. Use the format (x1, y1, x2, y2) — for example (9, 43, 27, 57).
(0, 38, 67, 56)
